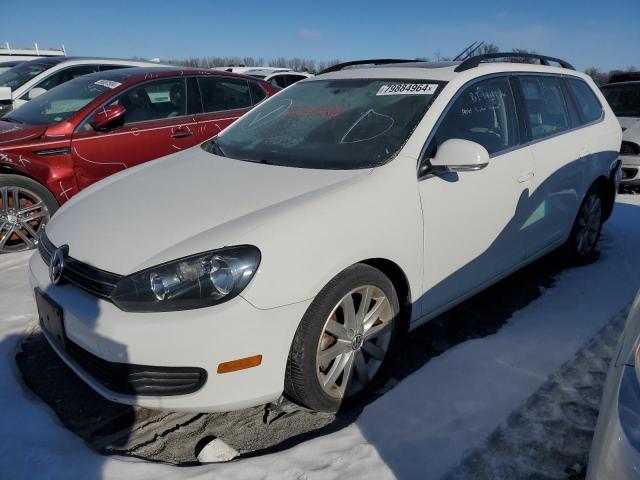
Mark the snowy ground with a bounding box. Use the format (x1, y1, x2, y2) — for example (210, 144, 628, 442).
(1, 195, 640, 480)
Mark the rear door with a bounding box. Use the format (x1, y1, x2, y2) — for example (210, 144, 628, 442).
(71, 77, 197, 189)
(192, 76, 254, 142)
(515, 74, 585, 257)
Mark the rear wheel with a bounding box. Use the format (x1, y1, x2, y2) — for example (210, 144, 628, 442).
(285, 264, 401, 412)
(0, 175, 58, 253)
(565, 183, 604, 262)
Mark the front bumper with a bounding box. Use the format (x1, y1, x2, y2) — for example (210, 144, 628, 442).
(620, 154, 640, 186)
(587, 362, 640, 479)
(29, 253, 311, 412)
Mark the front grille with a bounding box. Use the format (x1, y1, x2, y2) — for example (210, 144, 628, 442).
(38, 231, 122, 300)
(66, 339, 207, 396)
(622, 168, 638, 180)
(621, 141, 640, 156)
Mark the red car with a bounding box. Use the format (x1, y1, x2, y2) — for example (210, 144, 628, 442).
(0, 67, 279, 252)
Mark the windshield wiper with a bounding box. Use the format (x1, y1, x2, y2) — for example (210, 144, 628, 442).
(3, 117, 23, 124)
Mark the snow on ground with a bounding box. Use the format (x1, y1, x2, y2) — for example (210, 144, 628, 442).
(1, 195, 640, 480)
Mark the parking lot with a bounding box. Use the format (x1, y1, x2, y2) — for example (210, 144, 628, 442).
(1, 194, 639, 479)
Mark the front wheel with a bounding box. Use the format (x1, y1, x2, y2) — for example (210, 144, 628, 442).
(0, 174, 58, 253)
(565, 183, 604, 262)
(285, 264, 401, 412)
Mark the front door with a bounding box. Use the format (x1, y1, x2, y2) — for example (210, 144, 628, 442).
(417, 75, 534, 317)
(71, 77, 196, 189)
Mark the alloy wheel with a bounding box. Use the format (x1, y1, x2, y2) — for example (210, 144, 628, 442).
(0, 186, 50, 253)
(316, 285, 394, 399)
(575, 194, 602, 257)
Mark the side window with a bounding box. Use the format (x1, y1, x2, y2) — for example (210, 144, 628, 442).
(107, 78, 186, 124)
(566, 78, 603, 124)
(269, 75, 288, 89)
(198, 77, 252, 112)
(518, 75, 570, 141)
(285, 75, 306, 87)
(99, 65, 128, 72)
(36, 65, 99, 91)
(249, 82, 267, 104)
(430, 76, 519, 156)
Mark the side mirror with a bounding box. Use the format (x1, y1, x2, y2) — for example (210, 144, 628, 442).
(427, 139, 490, 174)
(90, 104, 126, 131)
(0, 86, 11, 101)
(27, 88, 47, 100)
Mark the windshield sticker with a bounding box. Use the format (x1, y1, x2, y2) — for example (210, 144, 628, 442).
(376, 84, 438, 96)
(94, 79, 122, 89)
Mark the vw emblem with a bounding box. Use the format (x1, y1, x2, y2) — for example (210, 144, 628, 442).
(49, 246, 68, 285)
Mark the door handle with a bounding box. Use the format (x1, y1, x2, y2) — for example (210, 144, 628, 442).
(170, 129, 193, 139)
(517, 171, 534, 183)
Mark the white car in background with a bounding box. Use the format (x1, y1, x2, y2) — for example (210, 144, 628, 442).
(30, 53, 621, 414)
(601, 80, 640, 188)
(244, 68, 313, 88)
(0, 57, 164, 115)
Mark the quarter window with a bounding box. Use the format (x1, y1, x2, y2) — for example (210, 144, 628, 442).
(106, 78, 187, 124)
(518, 76, 570, 141)
(566, 78, 603, 124)
(430, 77, 518, 156)
(198, 77, 252, 113)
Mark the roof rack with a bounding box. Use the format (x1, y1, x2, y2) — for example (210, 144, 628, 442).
(454, 52, 575, 72)
(318, 59, 416, 75)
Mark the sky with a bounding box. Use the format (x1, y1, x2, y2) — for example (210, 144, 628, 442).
(1, 0, 638, 72)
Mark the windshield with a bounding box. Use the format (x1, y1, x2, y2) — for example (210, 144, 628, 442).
(208, 79, 442, 169)
(601, 84, 640, 117)
(0, 62, 50, 90)
(4, 76, 117, 125)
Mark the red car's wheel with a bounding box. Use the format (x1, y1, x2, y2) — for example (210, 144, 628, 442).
(0, 175, 58, 253)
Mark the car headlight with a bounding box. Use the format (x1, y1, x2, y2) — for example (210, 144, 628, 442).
(111, 246, 261, 312)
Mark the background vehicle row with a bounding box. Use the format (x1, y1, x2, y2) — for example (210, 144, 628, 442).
(0, 67, 278, 252)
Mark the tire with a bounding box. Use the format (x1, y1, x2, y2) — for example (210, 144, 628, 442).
(284, 264, 402, 413)
(564, 183, 604, 263)
(0, 174, 59, 253)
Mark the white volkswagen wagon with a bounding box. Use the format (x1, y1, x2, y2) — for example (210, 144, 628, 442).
(29, 53, 622, 413)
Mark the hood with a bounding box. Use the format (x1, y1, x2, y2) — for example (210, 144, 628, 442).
(0, 120, 46, 145)
(46, 146, 370, 274)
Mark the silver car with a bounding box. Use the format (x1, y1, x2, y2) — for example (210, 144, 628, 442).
(588, 290, 640, 478)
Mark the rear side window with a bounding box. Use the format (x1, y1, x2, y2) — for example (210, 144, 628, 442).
(249, 82, 267, 104)
(566, 78, 603, 124)
(285, 75, 307, 87)
(198, 77, 252, 113)
(99, 65, 129, 72)
(269, 75, 288, 89)
(518, 76, 570, 141)
(431, 76, 519, 156)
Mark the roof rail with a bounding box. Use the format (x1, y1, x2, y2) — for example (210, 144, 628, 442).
(318, 59, 416, 75)
(454, 52, 575, 72)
